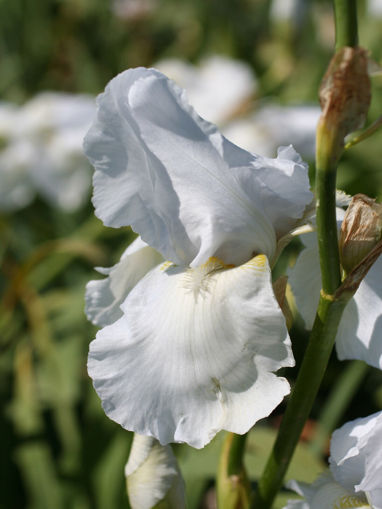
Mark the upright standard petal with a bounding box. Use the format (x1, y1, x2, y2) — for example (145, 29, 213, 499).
(88, 255, 293, 448)
(85, 237, 163, 327)
(244, 145, 313, 239)
(84, 68, 312, 268)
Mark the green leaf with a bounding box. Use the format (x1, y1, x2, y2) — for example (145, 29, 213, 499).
(15, 442, 64, 509)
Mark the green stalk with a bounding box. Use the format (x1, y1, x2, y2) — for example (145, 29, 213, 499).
(315, 121, 342, 294)
(334, 0, 358, 49)
(217, 433, 250, 509)
(251, 295, 349, 509)
(250, 3, 363, 506)
(309, 360, 368, 457)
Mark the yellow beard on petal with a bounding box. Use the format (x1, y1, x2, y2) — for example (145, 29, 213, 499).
(159, 254, 268, 303)
(160, 261, 174, 271)
(331, 494, 369, 509)
(182, 256, 234, 298)
(179, 254, 268, 300)
(242, 254, 267, 270)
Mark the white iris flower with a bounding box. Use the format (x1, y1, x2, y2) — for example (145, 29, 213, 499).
(84, 68, 313, 448)
(284, 411, 382, 509)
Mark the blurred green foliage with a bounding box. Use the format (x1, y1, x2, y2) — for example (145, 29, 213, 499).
(1, 0, 382, 508)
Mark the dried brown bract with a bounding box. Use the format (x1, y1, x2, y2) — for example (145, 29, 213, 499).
(340, 193, 382, 273)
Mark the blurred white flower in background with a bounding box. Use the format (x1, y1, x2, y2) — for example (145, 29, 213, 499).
(155, 56, 320, 159)
(84, 67, 314, 448)
(223, 104, 320, 159)
(270, 0, 307, 25)
(0, 103, 35, 210)
(0, 93, 95, 212)
(368, 0, 382, 17)
(284, 411, 382, 509)
(112, 0, 156, 20)
(155, 55, 257, 125)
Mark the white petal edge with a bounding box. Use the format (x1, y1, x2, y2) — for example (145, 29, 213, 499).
(88, 254, 293, 448)
(125, 434, 185, 509)
(85, 236, 163, 326)
(330, 411, 382, 507)
(285, 474, 370, 509)
(335, 256, 382, 369)
(288, 211, 382, 371)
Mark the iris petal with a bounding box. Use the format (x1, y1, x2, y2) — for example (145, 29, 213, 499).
(84, 68, 312, 267)
(88, 255, 293, 448)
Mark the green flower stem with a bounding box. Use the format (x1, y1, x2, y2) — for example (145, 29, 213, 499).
(251, 294, 349, 509)
(334, 0, 358, 49)
(217, 433, 250, 509)
(315, 121, 342, 294)
(250, 2, 362, 505)
(309, 360, 368, 457)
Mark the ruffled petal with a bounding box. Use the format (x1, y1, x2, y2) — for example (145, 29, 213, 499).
(85, 68, 312, 267)
(335, 256, 382, 369)
(239, 145, 313, 239)
(330, 411, 382, 506)
(88, 255, 293, 448)
(85, 237, 163, 326)
(285, 474, 369, 509)
(125, 434, 185, 509)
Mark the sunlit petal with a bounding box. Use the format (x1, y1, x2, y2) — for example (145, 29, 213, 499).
(285, 473, 369, 509)
(330, 411, 382, 507)
(335, 256, 382, 369)
(85, 237, 163, 327)
(84, 68, 312, 267)
(88, 255, 293, 448)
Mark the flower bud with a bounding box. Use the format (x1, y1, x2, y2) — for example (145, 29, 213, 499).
(317, 47, 371, 163)
(125, 434, 186, 509)
(339, 194, 382, 273)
